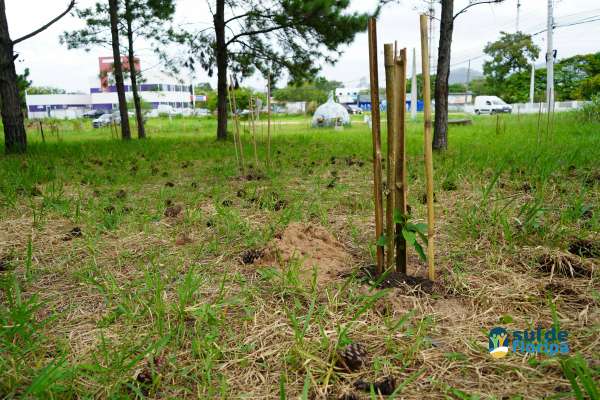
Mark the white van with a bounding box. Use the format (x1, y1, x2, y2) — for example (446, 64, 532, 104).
(473, 96, 512, 115)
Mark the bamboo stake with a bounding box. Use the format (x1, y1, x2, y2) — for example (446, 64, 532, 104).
(384, 43, 398, 272)
(226, 79, 241, 172)
(420, 14, 436, 281)
(395, 48, 408, 274)
(249, 96, 259, 168)
(267, 72, 272, 169)
(229, 75, 246, 175)
(367, 17, 385, 275)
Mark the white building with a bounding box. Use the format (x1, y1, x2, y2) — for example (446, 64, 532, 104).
(335, 87, 368, 104)
(26, 83, 193, 119)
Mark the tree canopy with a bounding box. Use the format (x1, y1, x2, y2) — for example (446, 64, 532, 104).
(483, 31, 540, 93)
(169, 0, 375, 140)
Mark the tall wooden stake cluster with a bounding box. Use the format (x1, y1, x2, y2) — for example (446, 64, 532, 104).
(368, 16, 436, 281)
(227, 75, 245, 175)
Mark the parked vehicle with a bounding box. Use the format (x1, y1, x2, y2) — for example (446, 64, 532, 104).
(194, 108, 209, 116)
(343, 104, 363, 115)
(92, 112, 120, 128)
(83, 109, 104, 119)
(473, 96, 512, 115)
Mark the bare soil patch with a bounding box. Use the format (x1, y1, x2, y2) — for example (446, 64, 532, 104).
(257, 222, 354, 284)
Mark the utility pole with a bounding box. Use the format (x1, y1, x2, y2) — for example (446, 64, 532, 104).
(464, 58, 471, 109)
(516, 0, 521, 31)
(411, 47, 418, 120)
(546, 0, 554, 112)
(529, 63, 535, 104)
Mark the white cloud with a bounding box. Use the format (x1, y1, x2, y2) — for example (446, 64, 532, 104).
(6, 0, 600, 92)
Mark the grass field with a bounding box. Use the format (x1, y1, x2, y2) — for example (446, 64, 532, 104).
(0, 112, 598, 399)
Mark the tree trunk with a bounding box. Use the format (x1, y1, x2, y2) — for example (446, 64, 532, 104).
(108, 0, 131, 140)
(214, 0, 228, 141)
(0, 0, 26, 154)
(433, 0, 454, 151)
(124, 0, 145, 139)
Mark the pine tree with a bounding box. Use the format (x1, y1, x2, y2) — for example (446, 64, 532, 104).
(62, 0, 175, 140)
(169, 0, 374, 140)
(0, 0, 74, 153)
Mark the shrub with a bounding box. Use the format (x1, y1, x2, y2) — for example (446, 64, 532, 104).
(578, 94, 600, 123)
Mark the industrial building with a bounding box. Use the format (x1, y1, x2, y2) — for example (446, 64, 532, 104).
(25, 56, 194, 119)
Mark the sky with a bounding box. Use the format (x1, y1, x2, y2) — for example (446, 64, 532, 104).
(5, 0, 600, 92)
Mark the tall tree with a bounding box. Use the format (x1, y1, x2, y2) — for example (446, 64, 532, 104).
(108, 0, 131, 140)
(0, 0, 74, 154)
(173, 0, 373, 140)
(432, 0, 505, 151)
(483, 31, 539, 93)
(62, 0, 175, 139)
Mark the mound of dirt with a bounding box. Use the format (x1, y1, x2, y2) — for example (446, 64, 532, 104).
(259, 223, 353, 284)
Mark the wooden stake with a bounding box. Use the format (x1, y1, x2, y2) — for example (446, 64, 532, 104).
(384, 43, 398, 272)
(226, 79, 241, 172)
(267, 72, 272, 169)
(229, 75, 246, 175)
(249, 96, 260, 169)
(38, 120, 45, 143)
(395, 49, 408, 274)
(368, 17, 385, 275)
(420, 14, 436, 281)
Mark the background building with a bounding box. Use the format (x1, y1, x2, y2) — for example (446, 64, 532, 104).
(25, 56, 193, 119)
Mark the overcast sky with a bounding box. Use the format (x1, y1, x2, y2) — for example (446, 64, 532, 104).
(5, 0, 600, 92)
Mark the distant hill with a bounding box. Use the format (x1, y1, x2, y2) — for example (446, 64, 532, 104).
(449, 67, 483, 84)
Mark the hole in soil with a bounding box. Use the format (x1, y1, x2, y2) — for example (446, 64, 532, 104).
(544, 282, 579, 297)
(221, 199, 233, 207)
(355, 265, 435, 294)
(115, 189, 127, 199)
(165, 181, 175, 187)
(568, 239, 599, 258)
(245, 171, 265, 181)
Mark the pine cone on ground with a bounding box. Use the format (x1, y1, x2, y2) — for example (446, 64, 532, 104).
(338, 343, 367, 372)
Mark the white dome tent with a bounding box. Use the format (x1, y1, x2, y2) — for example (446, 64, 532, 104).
(311, 94, 350, 128)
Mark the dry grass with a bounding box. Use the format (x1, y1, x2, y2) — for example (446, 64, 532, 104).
(0, 114, 599, 398)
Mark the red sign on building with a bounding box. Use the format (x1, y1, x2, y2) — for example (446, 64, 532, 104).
(98, 56, 141, 92)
